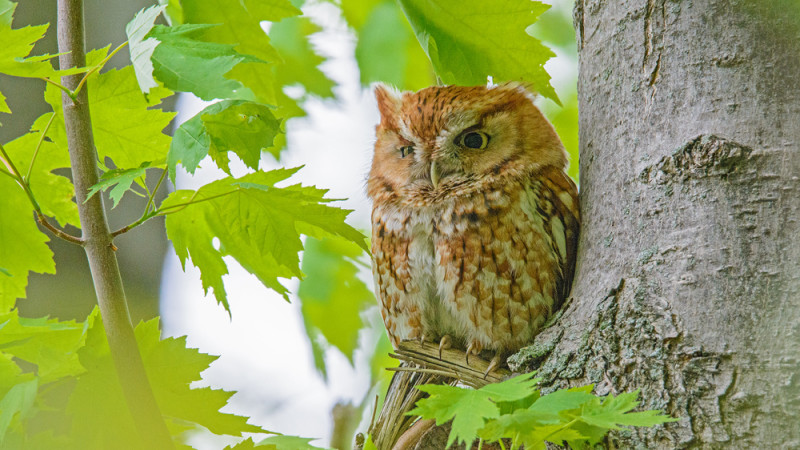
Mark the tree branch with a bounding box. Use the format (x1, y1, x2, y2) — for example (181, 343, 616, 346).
(56, 1, 174, 448)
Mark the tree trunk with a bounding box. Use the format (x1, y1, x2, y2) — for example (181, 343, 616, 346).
(500, 0, 800, 447)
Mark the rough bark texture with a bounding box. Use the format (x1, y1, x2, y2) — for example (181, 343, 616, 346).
(503, 1, 800, 448)
(415, 0, 800, 448)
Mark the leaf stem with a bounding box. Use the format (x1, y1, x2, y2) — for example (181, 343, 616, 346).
(155, 189, 238, 214)
(111, 188, 238, 237)
(542, 418, 579, 441)
(0, 166, 15, 180)
(0, 143, 41, 212)
(145, 169, 167, 214)
(39, 76, 75, 99)
(72, 41, 128, 96)
(25, 112, 57, 182)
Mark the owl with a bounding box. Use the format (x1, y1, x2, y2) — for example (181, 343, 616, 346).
(367, 82, 579, 374)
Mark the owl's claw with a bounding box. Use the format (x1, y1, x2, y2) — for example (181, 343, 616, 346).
(484, 353, 504, 379)
(438, 335, 452, 359)
(465, 342, 481, 366)
(419, 336, 426, 348)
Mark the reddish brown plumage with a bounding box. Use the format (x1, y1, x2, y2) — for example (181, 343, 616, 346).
(368, 83, 579, 358)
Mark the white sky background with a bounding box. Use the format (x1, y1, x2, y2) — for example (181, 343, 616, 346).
(159, 1, 577, 448)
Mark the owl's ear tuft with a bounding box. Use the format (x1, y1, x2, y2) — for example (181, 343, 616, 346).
(503, 81, 539, 103)
(374, 83, 401, 129)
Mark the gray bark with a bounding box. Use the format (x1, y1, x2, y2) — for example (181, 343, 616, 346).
(502, 0, 800, 448)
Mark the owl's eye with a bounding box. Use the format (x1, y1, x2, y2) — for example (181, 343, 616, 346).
(399, 146, 414, 158)
(460, 131, 490, 149)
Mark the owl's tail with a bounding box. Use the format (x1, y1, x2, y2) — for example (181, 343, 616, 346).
(368, 361, 455, 450)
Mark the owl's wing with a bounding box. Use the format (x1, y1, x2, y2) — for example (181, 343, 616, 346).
(540, 167, 581, 307)
(371, 209, 422, 348)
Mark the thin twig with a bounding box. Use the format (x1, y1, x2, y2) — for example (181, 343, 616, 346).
(36, 212, 84, 245)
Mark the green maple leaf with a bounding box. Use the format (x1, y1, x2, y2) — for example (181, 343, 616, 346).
(410, 372, 540, 448)
(181, 0, 293, 104)
(397, 0, 558, 102)
(0, 175, 54, 310)
(4, 122, 79, 227)
(0, 117, 81, 308)
(66, 311, 263, 448)
(270, 16, 334, 100)
(257, 435, 331, 450)
(126, 5, 165, 93)
(168, 100, 281, 182)
(298, 237, 373, 376)
(149, 23, 266, 100)
(0, 91, 9, 114)
(577, 390, 677, 430)
(0, 1, 86, 78)
(43, 51, 175, 170)
(342, 0, 434, 91)
(0, 377, 37, 444)
(86, 161, 154, 208)
(0, 311, 87, 383)
(164, 168, 367, 312)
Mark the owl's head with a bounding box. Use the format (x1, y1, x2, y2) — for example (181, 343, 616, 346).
(368, 83, 567, 203)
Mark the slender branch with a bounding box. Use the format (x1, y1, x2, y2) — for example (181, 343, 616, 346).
(72, 41, 128, 96)
(36, 212, 84, 245)
(56, 1, 174, 448)
(25, 112, 57, 182)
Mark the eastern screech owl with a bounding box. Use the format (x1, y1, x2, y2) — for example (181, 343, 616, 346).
(367, 82, 579, 372)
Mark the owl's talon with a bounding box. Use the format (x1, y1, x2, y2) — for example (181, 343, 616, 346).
(465, 342, 480, 366)
(484, 353, 504, 379)
(438, 335, 452, 359)
(419, 336, 426, 348)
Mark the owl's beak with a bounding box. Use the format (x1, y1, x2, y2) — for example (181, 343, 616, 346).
(430, 161, 441, 189)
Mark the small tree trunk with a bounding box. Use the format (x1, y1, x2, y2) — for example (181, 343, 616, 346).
(503, 0, 800, 447)
(56, 0, 173, 447)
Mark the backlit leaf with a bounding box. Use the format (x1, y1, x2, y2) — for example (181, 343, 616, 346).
(410, 372, 540, 448)
(397, 0, 558, 102)
(86, 161, 153, 208)
(168, 100, 281, 182)
(126, 5, 165, 93)
(164, 168, 367, 311)
(149, 23, 266, 100)
(298, 237, 372, 371)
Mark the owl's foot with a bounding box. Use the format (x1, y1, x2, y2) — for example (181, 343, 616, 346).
(465, 341, 482, 366)
(438, 335, 452, 359)
(419, 335, 426, 348)
(484, 353, 504, 379)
